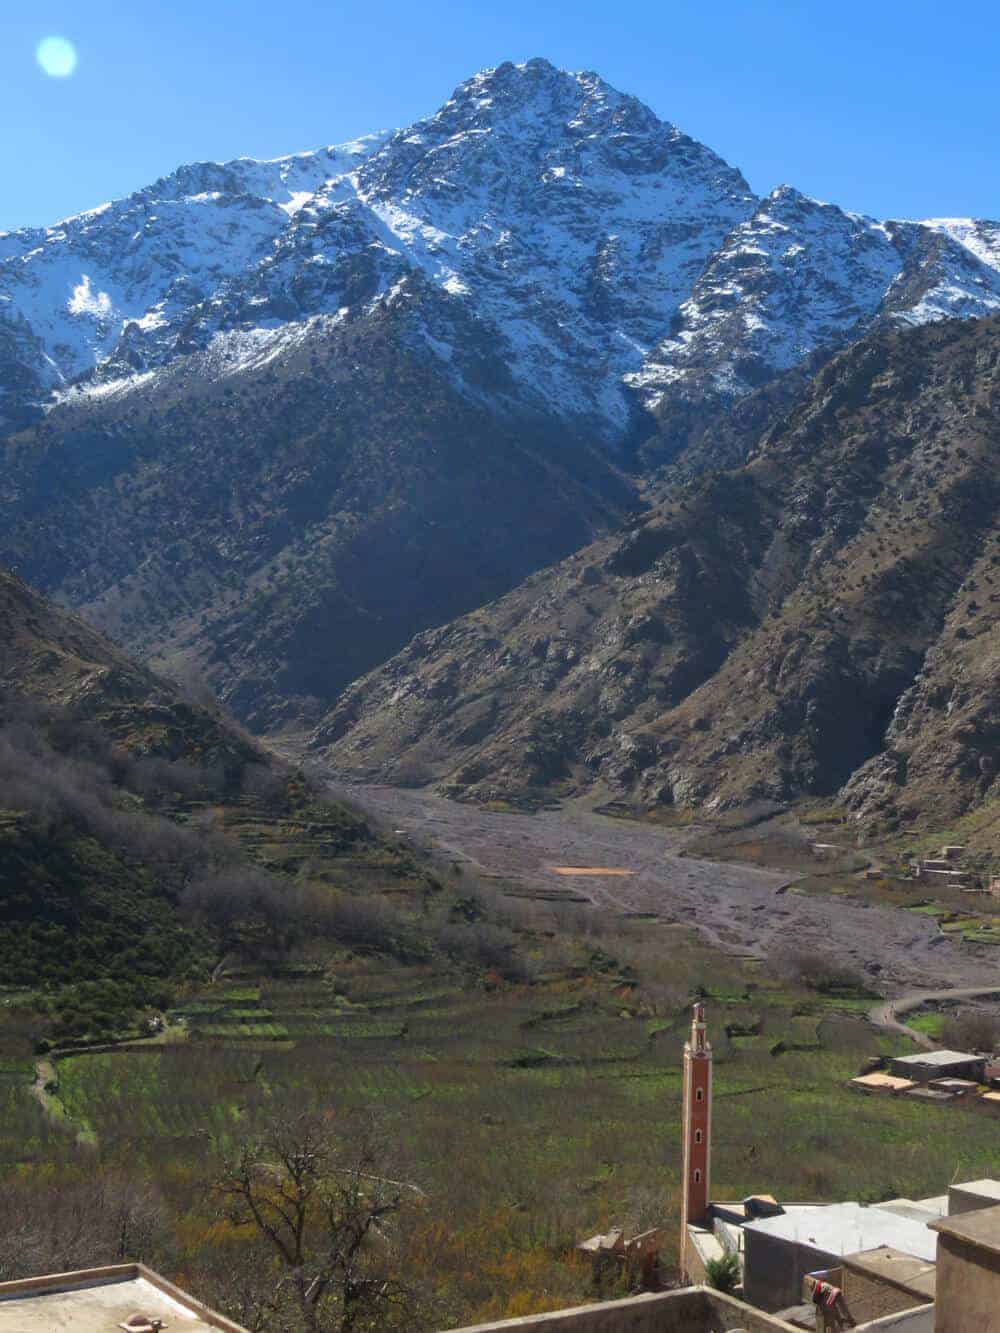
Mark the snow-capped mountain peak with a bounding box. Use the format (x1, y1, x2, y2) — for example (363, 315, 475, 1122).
(2, 59, 999, 441)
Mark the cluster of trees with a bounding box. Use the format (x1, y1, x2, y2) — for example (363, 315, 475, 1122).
(0, 1112, 432, 1333)
(942, 1008, 1000, 1054)
(771, 944, 873, 998)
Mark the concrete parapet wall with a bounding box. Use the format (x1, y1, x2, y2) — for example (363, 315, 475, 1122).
(853, 1308, 933, 1331)
(444, 1285, 799, 1332)
(0, 1262, 249, 1331)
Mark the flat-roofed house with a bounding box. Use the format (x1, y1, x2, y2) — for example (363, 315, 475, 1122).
(930, 1202, 1000, 1332)
(889, 1050, 986, 1085)
(947, 1178, 1000, 1216)
(851, 1072, 917, 1095)
(743, 1202, 938, 1312)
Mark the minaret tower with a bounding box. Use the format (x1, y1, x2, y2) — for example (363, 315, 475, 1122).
(680, 1001, 713, 1279)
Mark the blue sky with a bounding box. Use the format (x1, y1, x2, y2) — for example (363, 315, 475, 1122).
(4, 0, 998, 231)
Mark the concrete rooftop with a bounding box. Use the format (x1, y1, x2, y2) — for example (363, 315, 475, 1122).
(932, 1203, 1000, 1255)
(950, 1178, 1000, 1203)
(892, 1049, 980, 1067)
(0, 1267, 245, 1332)
(877, 1199, 947, 1225)
(852, 1073, 916, 1091)
(743, 1202, 937, 1263)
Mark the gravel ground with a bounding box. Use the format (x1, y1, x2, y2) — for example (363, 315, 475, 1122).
(331, 782, 1000, 995)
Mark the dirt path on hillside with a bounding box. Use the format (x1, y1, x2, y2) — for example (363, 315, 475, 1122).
(30, 1058, 95, 1147)
(869, 987, 1000, 1048)
(330, 782, 1000, 996)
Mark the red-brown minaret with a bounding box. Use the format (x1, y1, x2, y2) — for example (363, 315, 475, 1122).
(680, 1001, 712, 1279)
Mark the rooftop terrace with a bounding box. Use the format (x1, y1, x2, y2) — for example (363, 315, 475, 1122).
(743, 1201, 938, 1263)
(891, 1050, 980, 1068)
(0, 1264, 247, 1332)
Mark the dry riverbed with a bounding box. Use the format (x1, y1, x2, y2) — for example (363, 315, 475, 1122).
(329, 782, 1000, 996)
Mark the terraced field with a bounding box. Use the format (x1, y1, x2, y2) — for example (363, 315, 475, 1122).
(41, 947, 1000, 1191)
(4, 776, 998, 1325)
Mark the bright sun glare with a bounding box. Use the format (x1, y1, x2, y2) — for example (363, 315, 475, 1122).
(36, 36, 78, 79)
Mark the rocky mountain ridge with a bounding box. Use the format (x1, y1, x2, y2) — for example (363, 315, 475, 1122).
(0, 566, 258, 769)
(3, 58, 1000, 448)
(0, 290, 633, 727)
(311, 313, 1000, 832)
(3, 58, 1000, 737)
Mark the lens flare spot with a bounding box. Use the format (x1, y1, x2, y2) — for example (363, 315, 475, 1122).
(36, 36, 78, 79)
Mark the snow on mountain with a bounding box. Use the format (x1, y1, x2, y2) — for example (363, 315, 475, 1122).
(629, 190, 1000, 420)
(627, 188, 903, 409)
(350, 58, 756, 427)
(0, 134, 388, 412)
(2, 58, 999, 441)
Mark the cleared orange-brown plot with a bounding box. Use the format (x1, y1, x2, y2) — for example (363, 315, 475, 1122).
(548, 866, 636, 876)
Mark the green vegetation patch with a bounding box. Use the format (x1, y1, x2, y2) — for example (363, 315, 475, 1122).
(909, 1011, 947, 1039)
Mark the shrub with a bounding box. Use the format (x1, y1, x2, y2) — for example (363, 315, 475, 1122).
(771, 945, 871, 996)
(705, 1250, 741, 1294)
(942, 1010, 1000, 1054)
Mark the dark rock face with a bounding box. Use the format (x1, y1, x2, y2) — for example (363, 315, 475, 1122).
(312, 314, 1000, 829)
(0, 291, 634, 729)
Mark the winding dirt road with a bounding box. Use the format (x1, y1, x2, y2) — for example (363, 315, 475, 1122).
(868, 987, 1000, 1048)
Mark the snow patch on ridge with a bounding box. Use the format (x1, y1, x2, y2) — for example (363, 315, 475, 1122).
(68, 275, 113, 318)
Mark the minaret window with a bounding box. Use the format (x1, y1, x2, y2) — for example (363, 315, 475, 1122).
(695, 1130, 702, 1144)
(696, 1088, 704, 1102)
(694, 1169, 701, 1183)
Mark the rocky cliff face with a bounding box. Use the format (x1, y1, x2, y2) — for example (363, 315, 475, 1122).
(311, 314, 1000, 830)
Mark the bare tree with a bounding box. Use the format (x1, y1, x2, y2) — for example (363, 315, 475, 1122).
(215, 1113, 422, 1333)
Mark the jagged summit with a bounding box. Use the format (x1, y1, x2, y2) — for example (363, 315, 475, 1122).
(362, 56, 752, 204)
(446, 57, 660, 125)
(3, 57, 999, 440)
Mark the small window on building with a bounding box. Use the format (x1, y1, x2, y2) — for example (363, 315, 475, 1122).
(695, 1129, 702, 1144)
(696, 1087, 704, 1102)
(694, 1169, 702, 1183)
